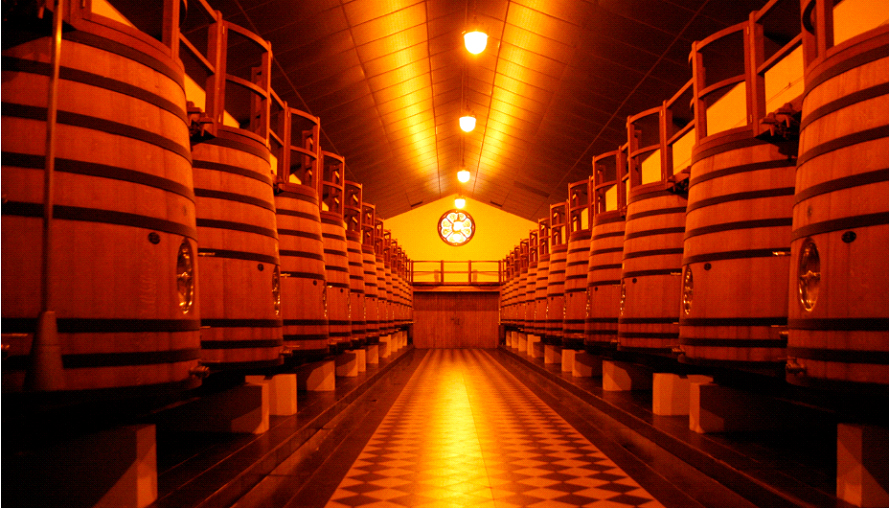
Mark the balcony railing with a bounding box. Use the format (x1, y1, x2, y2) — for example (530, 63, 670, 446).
(411, 260, 501, 288)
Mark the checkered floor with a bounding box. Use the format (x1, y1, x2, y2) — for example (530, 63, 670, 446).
(324, 350, 665, 508)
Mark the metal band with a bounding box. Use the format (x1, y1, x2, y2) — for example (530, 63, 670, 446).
(564, 287, 587, 293)
(586, 317, 619, 324)
(201, 319, 283, 328)
(2, 56, 188, 122)
(622, 268, 680, 278)
(684, 218, 792, 240)
(325, 265, 350, 273)
(787, 347, 889, 364)
(194, 188, 275, 212)
(680, 317, 786, 327)
(200, 339, 283, 349)
(63, 30, 184, 89)
(593, 213, 625, 226)
(200, 135, 271, 164)
(619, 317, 676, 324)
(281, 271, 326, 281)
(618, 332, 678, 339)
(2, 201, 197, 239)
(279, 229, 323, 241)
(280, 250, 325, 262)
(588, 279, 621, 285)
(797, 125, 889, 167)
(321, 215, 346, 226)
(590, 247, 623, 256)
(683, 248, 790, 266)
(192, 159, 274, 186)
(197, 218, 278, 239)
(686, 188, 795, 214)
(625, 206, 687, 221)
(794, 168, 889, 204)
(276, 209, 319, 222)
(283, 319, 329, 326)
(801, 82, 889, 130)
(1, 317, 200, 333)
(624, 227, 686, 241)
(623, 248, 684, 260)
(689, 159, 793, 188)
(198, 248, 278, 265)
(63, 348, 201, 369)
(284, 334, 329, 341)
(628, 189, 684, 205)
(2, 151, 194, 201)
(327, 282, 351, 289)
(679, 337, 787, 348)
(691, 136, 772, 165)
(4, 103, 191, 162)
(592, 230, 625, 241)
(791, 212, 889, 240)
(788, 318, 889, 331)
(804, 43, 889, 99)
(275, 189, 319, 205)
(563, 319, 586, 324)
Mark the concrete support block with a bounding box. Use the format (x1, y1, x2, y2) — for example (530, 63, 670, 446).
(298, 360, 336, 392)
(517, 333, 527, 353)
(652, 374, 713, 416)
(14, 424, 157, 508)
(379, 336, 392, 359)
(366, 344, 379, 365)
(157, 383, 268, 434)
(505, 330, 513, 348)
(602, 360, 652, 392)
(355, 348, 367, 372)
(246, 373, 297, 416)
(527, 335, 541, 358)
(544, 344, 562, 364)
(573, 351, 601, 378)
(837, 423, 889, 507)
(532, 342, 545, 360)
(690, 382, 792, 434)
(561, 348, 576, 373)
(335, 351, 359, 377)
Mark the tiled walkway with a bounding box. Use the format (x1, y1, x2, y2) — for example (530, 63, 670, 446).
(324, 350, 665, 508)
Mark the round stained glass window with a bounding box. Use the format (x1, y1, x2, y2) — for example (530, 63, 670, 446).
(438, 209, 475, 246)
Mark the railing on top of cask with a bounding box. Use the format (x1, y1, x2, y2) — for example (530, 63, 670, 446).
(586, 146, 628, 353)
(530, 218, 551, 342)
(344, 181, 367, 348)
(786, 0, 889, 392)
(545, 201, 568, 345)
(320, 152, 352, 353)
(382, 228, 397, 337)
(522, 229, 539, 334)
(618, 94, 690, 357)
(515, 238, 530, 339)
(564, 179, 592, 350)
(2, 0, 206, 393)
(187, 12, 283, 371)
(361, 203, 381, 344)
(390, 240, 405, 331)
(678, 11, 799, 373)
(271, 102, 329, 362)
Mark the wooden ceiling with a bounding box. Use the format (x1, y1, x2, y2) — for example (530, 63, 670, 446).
(211, 0, 768, 221)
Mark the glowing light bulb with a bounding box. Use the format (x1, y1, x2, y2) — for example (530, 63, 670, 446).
(457, 169, 470, 183)
(455, 197, 466, 209)
(459, 115, 476, 132)
(464, 30, 488, 54)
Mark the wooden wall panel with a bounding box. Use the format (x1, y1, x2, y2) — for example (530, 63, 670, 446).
(413, 292, 499, 348)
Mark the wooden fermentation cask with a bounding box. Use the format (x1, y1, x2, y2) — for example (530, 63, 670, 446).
(545, 244, 568, 342)
(563, 230, 592, 349)
(347, 231, 366, 347)
(362, 244, 381, 343)
(786, 15, 889, 390)
(192, 130, 283, 370)
(679, 134, 796, 368)
(376, 255, 392, 336)
(321, 211, 352, 352)
(618, 184, 687, 354)
(586, 211, 626, 350)
(274, 183, 329, 360)
(523, 262, 537, 332)
(1, 19, 202, 392)
(531, 254, 550, 338)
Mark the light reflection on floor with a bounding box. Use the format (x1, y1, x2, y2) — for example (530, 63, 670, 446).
(324, 350, 665, 507)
